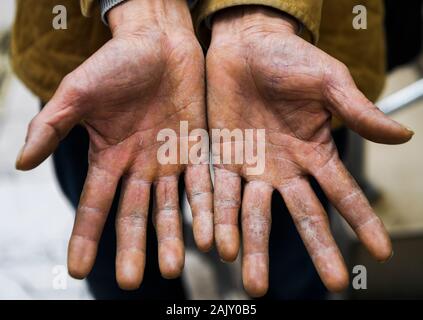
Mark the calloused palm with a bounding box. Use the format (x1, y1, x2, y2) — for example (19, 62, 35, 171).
(207, 7, 413, 297)
(16, 1, 213, 290)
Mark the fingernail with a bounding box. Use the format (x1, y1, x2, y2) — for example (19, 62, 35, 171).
(401, 124, 415, 135)
(381, 250, 394, 263)
(406, 127, 415, 135)
(15, 144, 26, 169)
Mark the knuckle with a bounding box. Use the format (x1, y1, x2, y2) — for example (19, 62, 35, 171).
(27, 117, 39, 133)
(295, 214, 328, 230)
(117, 212, 147, 229)
(215, 198, 240, 209)
(189, 190, 211, 202)
(324, 60, 352, 89)
(78, 205, 104, 217)
(60, 72, 90, 102)
(337, 61, 351, 77)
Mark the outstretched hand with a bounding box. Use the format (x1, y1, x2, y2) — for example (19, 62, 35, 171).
(206, 6, 413, 297)
(16, 0, 213, 290)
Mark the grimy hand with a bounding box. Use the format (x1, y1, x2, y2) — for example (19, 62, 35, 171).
(16, 0, 213, 290)
(207, 6, 413, 297)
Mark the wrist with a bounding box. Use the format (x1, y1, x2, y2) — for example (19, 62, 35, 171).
(211, 6, 299, 42)
(108, 0, 194, 37)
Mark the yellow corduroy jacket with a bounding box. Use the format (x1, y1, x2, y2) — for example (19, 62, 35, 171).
(11, 0, 385, 106)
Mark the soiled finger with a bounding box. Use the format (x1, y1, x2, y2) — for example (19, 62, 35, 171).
(241, 181, 273, 297)
(313, 156, 392, 262)
(278, 177, 349, 292)
(115, 175, 151, 290)
(153, 176, 184, 279)
(185, 164, 214, 252)
(68, 164, 120, 279)
(214, 167, 241, 262)
(16, 99, 81, 171)
(326, 72, 413, 145)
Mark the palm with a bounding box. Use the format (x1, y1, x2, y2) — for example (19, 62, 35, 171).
(208, 35, 335, 182)
(79, 34, 205, 180)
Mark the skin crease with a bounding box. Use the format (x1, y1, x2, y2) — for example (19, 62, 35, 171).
(207, 6, 413, 297)
(15, 0, 213, 290)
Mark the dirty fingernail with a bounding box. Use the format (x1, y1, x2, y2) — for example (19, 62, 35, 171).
(15, 144, 26, 169)
(381, 250, 394, 263)
(406, 127, 415, 135)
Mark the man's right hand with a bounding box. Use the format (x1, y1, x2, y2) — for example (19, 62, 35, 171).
(15, 0, 213, 290)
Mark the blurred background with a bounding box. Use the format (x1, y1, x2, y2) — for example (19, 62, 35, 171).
(0, 0, 422, 299)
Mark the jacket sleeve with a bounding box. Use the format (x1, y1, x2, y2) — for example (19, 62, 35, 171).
(80, 0, 200, 17)
(80, 0, 96, 17)
(194, 0, 323, 47)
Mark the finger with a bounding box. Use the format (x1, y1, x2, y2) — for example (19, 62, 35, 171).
(278, 177, 349, 292)
(325, 71, 413, 144)
(16, 77, 83, 170)
(153, 176, 184, 279)
(185, 164, 214, 252)
(214, 167, 241, 262)
(241, 181, 273, 297)
(313, 155, 392, 262)
(115, 176, 151, 290)
(68, 164, 120, 279)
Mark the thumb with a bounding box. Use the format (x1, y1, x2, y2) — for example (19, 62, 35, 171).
(325, 69, 414, 144)
(16, 79, 83, 171)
